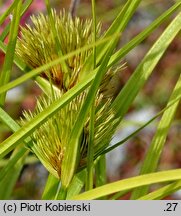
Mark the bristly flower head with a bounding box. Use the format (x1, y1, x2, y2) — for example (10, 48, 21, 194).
(17, 10, 120, 180)
(16, 10, 100, 92)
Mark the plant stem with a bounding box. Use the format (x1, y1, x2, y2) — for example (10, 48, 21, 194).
(86, 104, 95, 190)
(0, 0, 22, 106)
(95, 155, 107, 199)
(56, 184, 68, 200)
(86, 0, 97, 191)
(92, 0, 97, 68)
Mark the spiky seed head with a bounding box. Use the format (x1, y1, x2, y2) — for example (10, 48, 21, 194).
(21, 91, 118, 179)
(16, 10, 101, 92)
(18, 10, 121, 179)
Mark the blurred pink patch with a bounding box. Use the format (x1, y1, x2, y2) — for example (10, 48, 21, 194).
(17, 0, 45, 25)
(0, 0, 13, 14)
(0, 0, 45, 15)
(0, 0, 45, 61)
(0, 0, 45, 42)
(22, 0, 45, 24)
(0, 0, 13, 31)
(30, 0, 45, 11)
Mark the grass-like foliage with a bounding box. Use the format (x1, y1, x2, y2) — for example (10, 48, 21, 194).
(0, 0, 181, 200)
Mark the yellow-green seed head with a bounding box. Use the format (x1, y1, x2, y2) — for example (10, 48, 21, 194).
(16, 10, 100, 92)
(18, 10, 121, 180)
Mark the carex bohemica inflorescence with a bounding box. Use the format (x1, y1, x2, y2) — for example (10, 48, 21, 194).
(16, 10, 121, 180)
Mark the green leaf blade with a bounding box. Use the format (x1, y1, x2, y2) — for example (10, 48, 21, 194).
(72, 169, 181, 200)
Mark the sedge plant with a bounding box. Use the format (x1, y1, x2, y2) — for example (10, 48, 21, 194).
(0, 0, 181, 200)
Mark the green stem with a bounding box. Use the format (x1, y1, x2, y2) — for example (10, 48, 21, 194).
(0, 0, 22, 106)
(92, 0, 97, 68)
(95, 155, 107, 199)
(110, 190, 129, 200)
(85, 0, 97, 191)
(0, 0, 33, 42)
(42, 174, 60, 200)
(56, 185, 68, 200)
(86, 104, 95, 190)
(0, 0, 19, 25)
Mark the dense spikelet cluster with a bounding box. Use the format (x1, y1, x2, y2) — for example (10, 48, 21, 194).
(17, 10, 120, 179)
(16, 10, 98, 92)
(22, 92, 118, 178)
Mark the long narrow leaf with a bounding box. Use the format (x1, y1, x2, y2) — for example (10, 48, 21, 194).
(80, 0, 142, 79)
(67, 170, 86, 199)
(0, 2, 180, 94)
(0, 107, 29, 198)
(42, 174, 60, 200)
(96, 0, 141, 63)
(0, 70, 95, 159)
(0, 0, 19, 25)
(138, 180, 181, 200)
(131, 74, 181, 199)
(86, 0, 97, 191)
(98, 93, 181, 157)
(0, 34, 116, 95)
(0, 147, 28, 199)
(0, 0, 22, 105)
(112, 12, 181, 117)
(60, 37, 116, 191)
(108, 1, 181, 67)
(72, 169, 181, 200)
(0, 0, 33, 42)
(0, 147, 27, 181)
